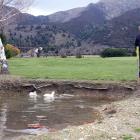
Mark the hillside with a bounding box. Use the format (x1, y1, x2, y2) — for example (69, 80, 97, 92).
(4, 0, 140, 54)
(48, 7, 85, 23)
(79, 8, 140, 48)
(17, 0, 140, 24)
(6, 24, 80, 55)
(60, 3, 106, 37)
(100, 0, 140, 19)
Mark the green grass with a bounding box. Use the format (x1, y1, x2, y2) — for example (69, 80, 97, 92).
(122, 134, 134, 140)
(8, 56, 137, 81)
(135, 128, 140, 133)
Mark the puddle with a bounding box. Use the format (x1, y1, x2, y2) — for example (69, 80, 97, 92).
(0, 92, 109, 140)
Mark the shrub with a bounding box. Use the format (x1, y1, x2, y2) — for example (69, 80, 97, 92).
(75, 48, 82, 58)
(0, 33, 7, 45)
(135, 128, 140, 133)
(101, 48, 128, 58)
(59, 49, 67, 58)
(122, 134, 134, 140)
(132, 50, 136, 56)
(76, 53, 82, 58)
(5, 44, 20, 59)
(5, 50, 12, 59)
(60, 54, 67, 58)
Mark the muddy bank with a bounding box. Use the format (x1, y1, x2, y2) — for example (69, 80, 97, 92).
(0, 76, 137, 100)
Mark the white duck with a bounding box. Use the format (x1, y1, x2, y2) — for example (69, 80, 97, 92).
(43, 91, 55, 98)
(29, 91, 37, 97)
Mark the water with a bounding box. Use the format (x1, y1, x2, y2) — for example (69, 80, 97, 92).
(0, 92, 107, 140)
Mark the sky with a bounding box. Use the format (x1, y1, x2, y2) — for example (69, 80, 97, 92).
(28, 0, 100, 16)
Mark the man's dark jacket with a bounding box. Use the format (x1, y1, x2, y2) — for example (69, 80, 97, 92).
(135, 34, 140, 47)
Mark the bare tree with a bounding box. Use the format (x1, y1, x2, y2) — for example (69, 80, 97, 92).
(0, 0, 34, 74)
(0, 0, 33, 23)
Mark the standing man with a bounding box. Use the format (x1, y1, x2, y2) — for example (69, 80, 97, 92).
(37, 47, 43, 58)
(135, 26, 140, 49)
(135, 26, 140, 82)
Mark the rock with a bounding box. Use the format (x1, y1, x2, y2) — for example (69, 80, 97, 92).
(108, 115, 114, 118)
(103, 106, 117, 115)
(36, 115, 47, 119)
(27, 123, 45, 129)
(135, 112, 139, 115)
(0, 60, 9, 74)
(106, 109, 117, 114)
(103, 107, 108, 111)
(111, 137, 117, 140)
(79, 138, 84, 140)
(97, 120, 103, 124)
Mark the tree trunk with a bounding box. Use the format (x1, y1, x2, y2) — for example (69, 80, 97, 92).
(0, 38, 9, 74)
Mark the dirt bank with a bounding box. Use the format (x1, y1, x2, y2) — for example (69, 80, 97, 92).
(0, 75, 137, 101)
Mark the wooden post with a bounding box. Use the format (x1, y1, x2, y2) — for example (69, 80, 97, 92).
(136, 47, 140, 83)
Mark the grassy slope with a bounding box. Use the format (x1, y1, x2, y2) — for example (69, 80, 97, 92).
(8, 57, 137, 81)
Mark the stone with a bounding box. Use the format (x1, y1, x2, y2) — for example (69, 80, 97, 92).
(107, 109, 117, 114)
(0, 60, 9, 74)
(111, 137, 117, 140)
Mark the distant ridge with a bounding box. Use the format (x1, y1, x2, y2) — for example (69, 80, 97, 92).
(4, 0, 140, 55)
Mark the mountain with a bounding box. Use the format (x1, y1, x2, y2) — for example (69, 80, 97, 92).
(14, 13, 49, 25)
(14, 7, 86, 25)
(100, 0, 140, 19)
(47, 0, 140, 24)
(59, 0, 140, 48)
(60, 3, 106, 37)
(48, 7, 85, 23)
(90, 8, 140, 48)
(64, 7, 140, 49)
(4, 0, 140, 55)
(16, 0, 140, 24)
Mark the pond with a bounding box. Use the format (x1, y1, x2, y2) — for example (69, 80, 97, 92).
(0, 91, 109, 140)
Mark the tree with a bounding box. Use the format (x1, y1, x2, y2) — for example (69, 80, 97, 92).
(5, 44, 20, 59)
(0, 0, 34, 74)
(100, 48, 129, 58)
(75, 48, 82, 58)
